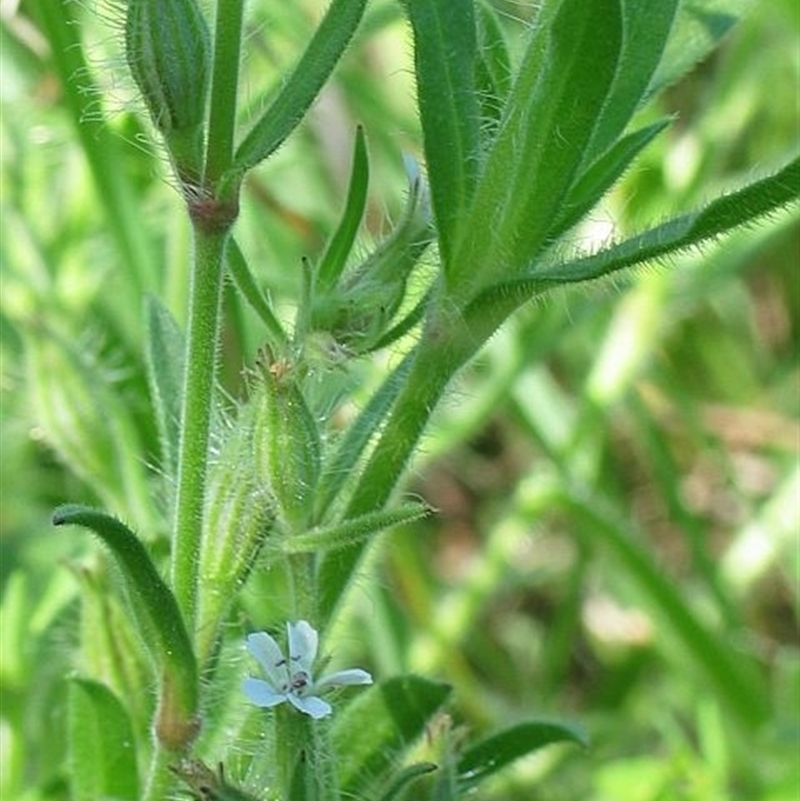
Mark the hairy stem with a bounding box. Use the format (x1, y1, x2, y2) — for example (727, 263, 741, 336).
(318, 303, 479, 620)
(171, 227, 228, 627)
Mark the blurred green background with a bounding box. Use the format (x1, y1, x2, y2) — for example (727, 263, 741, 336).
(1, 1, 798, 799)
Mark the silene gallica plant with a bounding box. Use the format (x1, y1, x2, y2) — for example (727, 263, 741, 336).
(9, 0, 798, 799)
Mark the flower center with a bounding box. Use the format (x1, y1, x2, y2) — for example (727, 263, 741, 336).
(289, 670, 311, 696)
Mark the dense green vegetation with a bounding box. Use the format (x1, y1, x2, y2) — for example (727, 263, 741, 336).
(1, 1, 797, 799)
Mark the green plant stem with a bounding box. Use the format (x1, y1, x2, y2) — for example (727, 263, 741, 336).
(171, 227, 228, 627)
(319, 305, 475, 619)
(205, 0, 245, 187)
(274, 707, 337, 801)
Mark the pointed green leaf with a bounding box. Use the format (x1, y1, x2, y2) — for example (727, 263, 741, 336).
(556, 489, 770, 727)
(452, 0, 622, 295)
(226, 238, 289, 348)
(282, 502, 430, 554)
(53, 504, 198, 740)
(403, 0, 481, 268)
(145, 295, 185, 481)
(316, 125, 370, 293)
(583, 0, 678, 163)
(457, 719, 588, 790)
(333, 675, 452, 800)
(68, 679, 139, 801)
(551, 118, 671, 238)
(542, 155, 800, 284)
(233, 0, 367, 173)
(475, 0, 512, 110)
(471, 155, 799, 316)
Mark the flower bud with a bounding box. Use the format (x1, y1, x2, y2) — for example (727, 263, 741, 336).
(196, 407, 275, 662)
(312, 156, 433, 353)
(125, 0, 210, 136)
(252, 352, 322, 534)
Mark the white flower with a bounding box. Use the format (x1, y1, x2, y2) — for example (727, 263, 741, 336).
(242, 620, 372, 719)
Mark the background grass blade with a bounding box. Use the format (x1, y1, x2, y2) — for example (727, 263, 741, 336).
(145, 296, 186, 483)
(553, 488, 770, 728)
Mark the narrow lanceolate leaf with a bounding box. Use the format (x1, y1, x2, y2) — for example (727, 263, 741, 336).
(452, 0, 622, 297)
(53, 504, 199, 749)
(582, 0, 678, 165)
(333, 676, 452, 800)
(226, 238, 289, 348)
(474, 0, 512, 132)
(316, 125, 370, 293)
(234, 0, 367, 173)
(403, 0, 481, 269)
(145, 296, 185, 482)
(542, 156, 800, 284)
(550, 118, 672, 239)
(451, 157, 800, 373)
(280, 502, 430, 554)
(469, 155, 800, 319)
(68, 679, 139, 801)
(457, 720, 588, 790)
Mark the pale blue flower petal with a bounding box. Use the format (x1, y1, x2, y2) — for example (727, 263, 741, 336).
(242, 678, 286, 708)
(246, 631, 288, 688)
(287, 620, 318, 673)
(315, 668, 373, 691)
(287, 692, 332, 719)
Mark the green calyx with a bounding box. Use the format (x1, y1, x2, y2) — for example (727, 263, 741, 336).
(311, 157, 433, 353)
(125, 0, 210, 172)
(252, 351, 322, 534)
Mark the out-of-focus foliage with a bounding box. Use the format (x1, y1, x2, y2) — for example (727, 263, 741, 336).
(1, 1, 798, 799)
